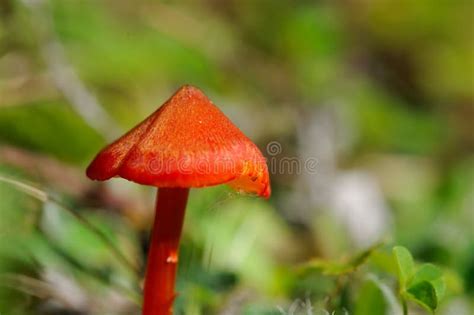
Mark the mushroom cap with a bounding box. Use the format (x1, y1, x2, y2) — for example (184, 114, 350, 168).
(86, 85, 270, 198)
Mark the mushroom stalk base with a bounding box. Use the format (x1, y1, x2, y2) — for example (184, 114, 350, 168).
(143, 187, 189, 315)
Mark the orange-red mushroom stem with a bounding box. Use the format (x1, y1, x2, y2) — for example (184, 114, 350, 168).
(142, 188, 189, 315)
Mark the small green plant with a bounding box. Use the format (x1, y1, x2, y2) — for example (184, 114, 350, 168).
(393, 246, 445, 314)
(296, 244, 448, 315)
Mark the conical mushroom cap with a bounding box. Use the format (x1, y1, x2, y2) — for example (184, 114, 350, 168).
(86, 85, 270, 198)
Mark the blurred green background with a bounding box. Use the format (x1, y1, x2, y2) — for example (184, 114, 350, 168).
(0, 0, 472, 314)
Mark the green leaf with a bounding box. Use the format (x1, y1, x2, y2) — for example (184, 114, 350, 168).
(406, 280, 438, 312)
(392, 248, 446, 311)
(393, 246, 415, 288)
(411, 263, 445, 300)
(354, 280, 387, 315)
(411, 264, 443, 283)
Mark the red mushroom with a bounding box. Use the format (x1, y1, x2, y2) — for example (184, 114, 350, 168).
(86, 85, 270, 315)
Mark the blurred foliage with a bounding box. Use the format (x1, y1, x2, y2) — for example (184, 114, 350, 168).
(0, 101, 104, 163)
(0, 0, 473, 314)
